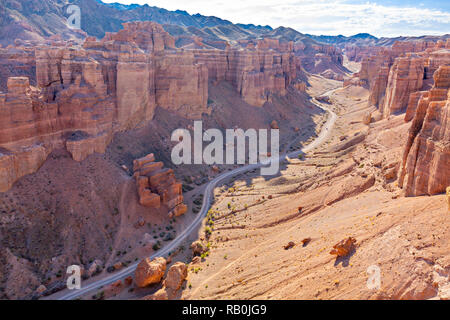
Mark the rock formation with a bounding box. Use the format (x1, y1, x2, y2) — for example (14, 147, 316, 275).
(0, 21, 320, 192)
(399, 65, 450, 196)
(142, 261, 188, 300)
(134, 257, 167, 288)
(192, 38, 305, 107)
(132, 153, 187, 217)
(381, 54, 425, 116)
(0, 46, 36, 92)
(345, 39, 450, 197)
(346, 39, 450, 118)
(330, 237, 357, 258)
(163, 262, 188, 291)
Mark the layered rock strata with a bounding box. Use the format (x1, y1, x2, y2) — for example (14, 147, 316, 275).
(132, 153, 187, 217)
(0, 22, 206, 191)
(398, 66, 450, 196)
(0, 21, 335, 192)
(346, 39, 450, 118)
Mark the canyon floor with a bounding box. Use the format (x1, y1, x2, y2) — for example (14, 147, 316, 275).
(174, 77, 450, 300)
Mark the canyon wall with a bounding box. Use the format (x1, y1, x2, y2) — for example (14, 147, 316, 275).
(0, 46, 36, 92)
(1, 21, 332, 192)
(347, 39, 450, 117)
(399, 66, 450, 196)
(192, 40, 303, 106)
(345, 38, 450, 196)
(381, 54, 425, 116)
(0, 22, 208, 191)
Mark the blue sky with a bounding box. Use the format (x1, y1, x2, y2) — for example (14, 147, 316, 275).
(102, 0, 450, 37)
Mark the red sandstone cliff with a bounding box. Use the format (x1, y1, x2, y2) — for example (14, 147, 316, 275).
(344, 39, 450, 196)
(346, 39, 450, 118)
(398, 65, 450, 196)
(0, 22, 206, 191)
(0, 21, 318, 192)
(381, 54, 425, 116)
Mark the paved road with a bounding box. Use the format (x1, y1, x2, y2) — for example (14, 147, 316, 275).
(54, 90, 338, 300)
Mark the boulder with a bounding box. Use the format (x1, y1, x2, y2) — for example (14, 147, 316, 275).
(164, 262, 188, 291)
(35, 285, 47, 294)
(124, 276, 133, 286)
(134, 257, 167, 288)
(133, 154, 156, 171)
(362, 111, 372, 125)
(270, 120, 279, 129)
(330, 237, 357, 257)
(190, 241, 206, 256)
(283, 241, 295, 250)
(301, 238, 312, 246)
(104, 280, 124, 298)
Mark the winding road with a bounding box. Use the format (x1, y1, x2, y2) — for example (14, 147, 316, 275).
(54, 89, 338, 300)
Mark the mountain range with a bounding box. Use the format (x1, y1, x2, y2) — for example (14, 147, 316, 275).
(3, 0, 447, 48)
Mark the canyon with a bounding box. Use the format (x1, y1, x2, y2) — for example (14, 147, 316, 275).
(0, 17, 344, 299)
(0, 19, 346, 194)
(0, 0, 448, 301)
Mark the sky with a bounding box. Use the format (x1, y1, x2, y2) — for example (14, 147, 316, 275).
(101, 0, 450, 37)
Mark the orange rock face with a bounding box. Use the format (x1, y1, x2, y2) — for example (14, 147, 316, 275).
(134, 257, 167, 288)
(382, 55, 425, 117)
(347, 40, 450, 119)
(163, 262, 188, 291)
(192, 40, 304, 107)
(132, 153, 187, 217)
(0, 22, 204, 192)
(155, 51, 208, 118)
(399, 66, 450, 196)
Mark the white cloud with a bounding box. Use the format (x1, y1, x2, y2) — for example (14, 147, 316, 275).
(102, 0, 450, 37)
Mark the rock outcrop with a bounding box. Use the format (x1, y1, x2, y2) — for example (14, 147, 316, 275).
(346, 40, 449, 197)
(346, 39, 450, 119)
(163, 262, 188, 291)
(192, 39, 305, 107)
(142, 261, 188, 300)
(382, 54, 425, 117)
(132, 153, 187, 217)
(134, 257, 167, 288)
(0, 46, 36, 92)
(399, 65, 450, 196)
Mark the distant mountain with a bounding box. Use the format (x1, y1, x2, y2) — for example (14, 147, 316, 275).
(0, 0, 275, 46)
(307, 33, 379, 47)
(373, 34, 450, 47)
(307, 32, 450, 48)
(1, 0, 447, 48)
(99, 1, 140, 11)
